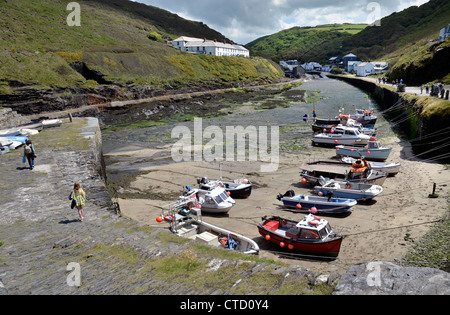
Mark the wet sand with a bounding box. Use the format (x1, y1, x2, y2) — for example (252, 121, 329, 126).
(110, 134, 449, 275)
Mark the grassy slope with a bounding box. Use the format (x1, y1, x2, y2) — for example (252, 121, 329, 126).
(0, 0, 283, 92)
(246, 24, 367, 63)
(342, 0, 450, 60)
(341, 0, 450, 84)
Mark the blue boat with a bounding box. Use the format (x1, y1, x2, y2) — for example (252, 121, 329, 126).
(335, 137, 391, 162)
(276, 190, 357, 214)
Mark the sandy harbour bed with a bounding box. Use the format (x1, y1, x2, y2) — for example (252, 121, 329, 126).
(112, 136, 448, 275)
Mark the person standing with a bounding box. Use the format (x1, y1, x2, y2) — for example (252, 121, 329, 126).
(23, 140, 36, 169)
(70, 182, 86, 221)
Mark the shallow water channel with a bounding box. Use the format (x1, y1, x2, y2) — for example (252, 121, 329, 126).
(102, 76, 386, 177)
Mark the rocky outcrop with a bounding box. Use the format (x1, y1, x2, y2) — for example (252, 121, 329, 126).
(333, 262, 450, 295)
(0, 107, 30, 129)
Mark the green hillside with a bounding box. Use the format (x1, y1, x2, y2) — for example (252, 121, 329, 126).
(0, 0, 283, 93)
(341, 0, 450, 61)
(340, 0, 450, 85)
(246, 24, 367, 63)
(246, 0, 449, 84)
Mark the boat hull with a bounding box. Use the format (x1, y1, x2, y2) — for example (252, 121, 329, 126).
(280, 195, 355, 214)
(300, 160, 387, 186)
(200, 182, 252, 199)
(314, 183, 383, 200)
(173, 218, 259, 254)
(313, 135, 369, 147)
(199, 204, 233, 214)
(336, 146, 391, 162)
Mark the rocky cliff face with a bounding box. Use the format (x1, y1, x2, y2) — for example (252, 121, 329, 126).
(0, 107, 30, 129)
(334, 262, 450, 295)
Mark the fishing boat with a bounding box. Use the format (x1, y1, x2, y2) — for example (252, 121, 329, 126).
(258, 214, 343, 258)
(340, 108, 377, 127)
(157, 200, 259, 255)
(300, 160, 387, 186)
(335, 137, 392, 161)
(314, 117, 341, 125)
(178, 185, 235, 214)
(197, 177, 252, 198)
(341, 157, 401, 177)
(314, 179, 383, 201)
(276, 190, 356, 214)
(312, 126, 370, 147)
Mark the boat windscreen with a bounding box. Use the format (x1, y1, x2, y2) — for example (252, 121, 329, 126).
(318, 224, 332, 239)
(214, 194, 226, 204)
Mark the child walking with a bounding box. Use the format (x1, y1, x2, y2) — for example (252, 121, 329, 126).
(70, 182, 86, 221)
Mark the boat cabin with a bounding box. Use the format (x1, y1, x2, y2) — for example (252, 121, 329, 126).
(265, 214, 334, 241)
(331, 126, 362, 137)
(188, 187, 233, 207)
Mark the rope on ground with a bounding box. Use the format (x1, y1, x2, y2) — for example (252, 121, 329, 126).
(342, 218, 447, 238)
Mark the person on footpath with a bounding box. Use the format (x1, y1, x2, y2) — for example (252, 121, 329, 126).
(70, 182, 86, 222)
(23, 140, 36, 170)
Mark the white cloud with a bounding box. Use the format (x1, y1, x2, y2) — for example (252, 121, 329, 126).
(138, 0, 431, 44)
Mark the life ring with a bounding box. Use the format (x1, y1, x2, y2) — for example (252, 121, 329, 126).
(309, 217, 321, 226)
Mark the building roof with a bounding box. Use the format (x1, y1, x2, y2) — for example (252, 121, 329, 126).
(173, 36, 248, 52)
(358, 62, 373, 67)
(344, 53, 357, 58)
(185, 40, 248, 51)
(172, 36, 203, 42)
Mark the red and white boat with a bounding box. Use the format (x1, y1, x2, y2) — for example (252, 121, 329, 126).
(258, 214, 343, 258)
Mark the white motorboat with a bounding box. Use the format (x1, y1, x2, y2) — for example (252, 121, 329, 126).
(179, 186, 235, 214)
(312, 126, 370, 147)
(314, 179, 383, 201)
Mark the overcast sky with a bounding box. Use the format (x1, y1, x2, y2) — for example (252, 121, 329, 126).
(136, 0, 430, 44)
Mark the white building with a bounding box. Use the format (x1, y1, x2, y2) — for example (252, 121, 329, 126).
(347, 61, 362, 72)
(439, 24, 450, 41)
(356, 62, 375, 77)
(372, 61, 389, 73)
(171, 36, 250, 57)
